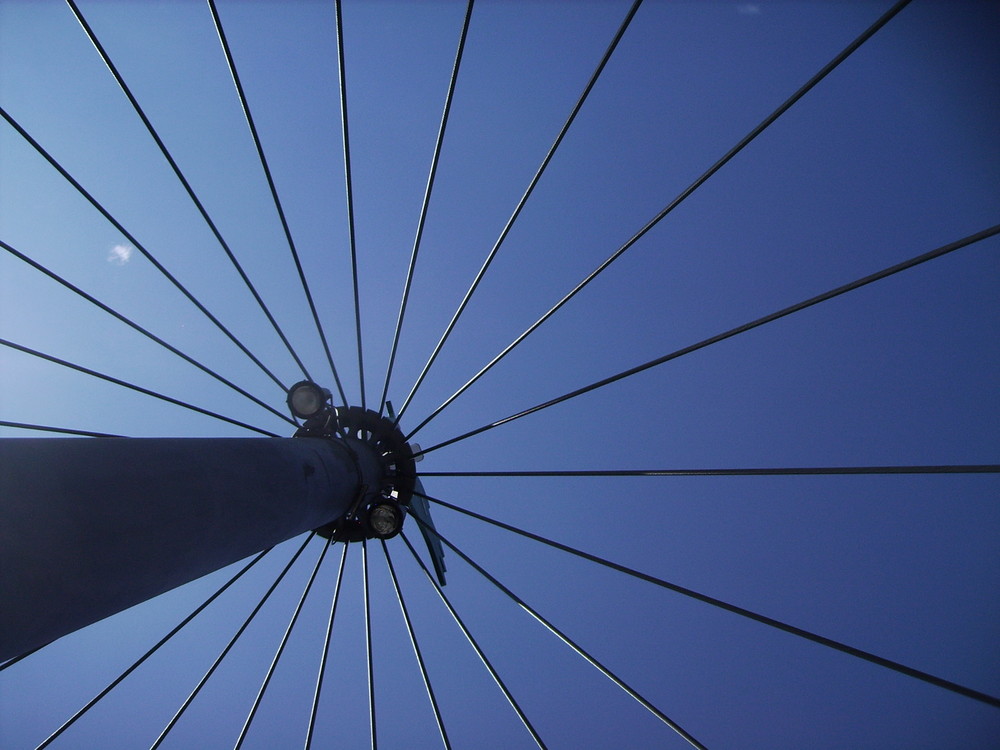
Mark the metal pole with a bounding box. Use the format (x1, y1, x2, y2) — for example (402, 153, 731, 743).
(0, 437, 370, 662)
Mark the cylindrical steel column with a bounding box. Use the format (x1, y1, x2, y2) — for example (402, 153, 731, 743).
(0, 437, 370, 662)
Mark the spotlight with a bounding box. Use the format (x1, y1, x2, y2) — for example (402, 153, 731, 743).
(286, 381, 330, 420)
(365, 501, 404, 539)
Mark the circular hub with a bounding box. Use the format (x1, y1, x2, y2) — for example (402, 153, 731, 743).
(293, 399, 417, 542)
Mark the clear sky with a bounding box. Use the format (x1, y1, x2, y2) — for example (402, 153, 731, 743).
(1, 0, 998, 747)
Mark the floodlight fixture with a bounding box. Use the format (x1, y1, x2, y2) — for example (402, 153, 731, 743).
(286, 380, 331, 420)
(365, 500, 404, 539)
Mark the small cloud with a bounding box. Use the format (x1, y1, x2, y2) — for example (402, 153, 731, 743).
(737, 3, 761, 15)
(107, 244, 133, 265)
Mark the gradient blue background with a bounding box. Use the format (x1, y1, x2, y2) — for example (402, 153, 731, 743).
(1, 1, 998, 747)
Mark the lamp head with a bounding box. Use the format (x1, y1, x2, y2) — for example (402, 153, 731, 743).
(365, 501, 404, 539)
(286, 381, 331, 420)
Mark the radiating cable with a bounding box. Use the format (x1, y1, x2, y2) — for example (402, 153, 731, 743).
(396, 0, 645, 422)
(305, 541, 349, 750)
(380, 539, 451, 749)
(36, 548, 273, 749)
(419, 491, 1000, 710)
(378, 0, 476, 417)
(400, 532, 546, 749)
(65, 0, 314, 382)
(404, 0, 913, 438)
(233, 539, 331, 749)
(415, 223, 1000, 456)
(2, 239, 292, 427)
(0, 106, 289, 393)
(409, 515, 707, 749)
(1, 339, 282, 436)
(0, 421, 123, 438)
(362, 539, 378, 749)
(332, 0, 367, 410)
(417, 465, 1000, 478)
(149, 534, 315, 750)
(206, 0, 348, 404)
(0, 644, 48, 674)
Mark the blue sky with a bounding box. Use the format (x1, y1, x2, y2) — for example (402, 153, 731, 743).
(1, 0, 999, 747)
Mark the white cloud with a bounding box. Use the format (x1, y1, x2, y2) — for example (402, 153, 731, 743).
(737, 3, 761, 15)
(107, 244, 133, 265)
